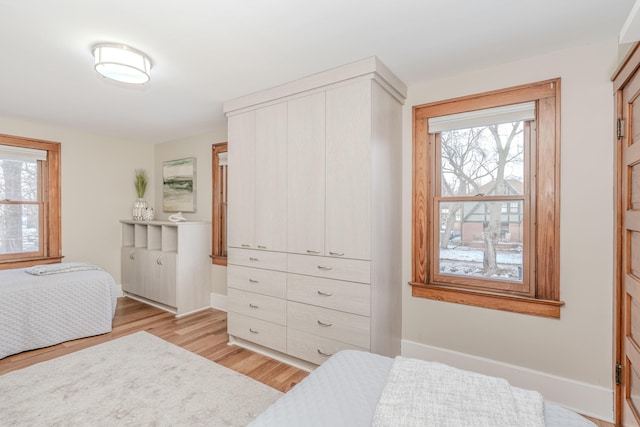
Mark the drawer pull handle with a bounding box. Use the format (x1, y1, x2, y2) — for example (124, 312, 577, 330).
(129, 252, 135, 260)
(156, 256, 163, 265)
(317, 349, 333, 357)
(317, 320, 333, 327)
(249, 328, 259, 334)
(307, 249, 320, 254)
(249, 257, 259, 261)
(329, 251, 344, 256)
(257, 245, 267, 249)
(249, 279, 259, 284)
(317, 290, 333, 297)
(249, 303, 259, 309)
(317, 265, 333, 271)
(241, 244, 251, 248)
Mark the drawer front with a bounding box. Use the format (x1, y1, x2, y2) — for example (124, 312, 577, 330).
(228, 265, 286, 298)
(287, 253, 370, 283)
(287, 273, 370, 316)
(228, 248, 287, 271)
(287, 328, 367, 366)
(228, 312, 286, 353)
(228, 288, 286, 325)
(288, 301, 370, 348)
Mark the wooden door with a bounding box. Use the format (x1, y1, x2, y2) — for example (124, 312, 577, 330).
(617, 43, 640, 426)
(227, 110, 256, 249)
(287, 92, 326, 255)
(325, 80, 372, 260)
(255, 103, 287, 252)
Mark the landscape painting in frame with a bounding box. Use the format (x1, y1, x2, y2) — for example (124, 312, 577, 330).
(163, 157, 196, 212)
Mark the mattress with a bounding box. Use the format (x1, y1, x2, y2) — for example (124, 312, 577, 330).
(0, 266, 118, 359)
(250, 350, 595, 427)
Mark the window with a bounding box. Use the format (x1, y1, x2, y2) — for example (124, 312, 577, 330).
(212, 142, 228, 265)
(411, 79, 563, 318)
(0, 133, 61, 269)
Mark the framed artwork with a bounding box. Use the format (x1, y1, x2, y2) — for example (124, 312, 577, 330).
(163, 157, 196, 212)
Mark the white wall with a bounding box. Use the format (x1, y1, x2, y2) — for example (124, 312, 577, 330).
(0, 115, 154, 283)
(154, 129, 228, 296)
(401, 39, 617, 418)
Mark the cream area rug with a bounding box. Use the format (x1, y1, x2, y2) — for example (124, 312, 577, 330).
(0, 331, 282, 426)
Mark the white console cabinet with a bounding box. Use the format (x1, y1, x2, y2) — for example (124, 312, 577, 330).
(120, 220, 211, 316)
(224, 57, 406, 367)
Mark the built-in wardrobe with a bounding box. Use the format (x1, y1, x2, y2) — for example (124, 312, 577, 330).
(223, 57, 406, 368)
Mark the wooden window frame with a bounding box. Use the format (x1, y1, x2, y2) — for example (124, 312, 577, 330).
(410, 79, 564, 318)
(0, 133, 62, 270)
(212, 142, 228, 266)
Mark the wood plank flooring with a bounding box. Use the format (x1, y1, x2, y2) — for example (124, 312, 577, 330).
(0, 297, 614, 426)
(0, 297, 308, 393)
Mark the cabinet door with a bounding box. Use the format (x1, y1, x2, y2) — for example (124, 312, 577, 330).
(227, 110, 256, 249)
(287, 92, 326, 255)
(143, 250, 177, 307)
(255, 103, 287, 251)
(121, 247, 142, 295)
(325, 81, 371, 260)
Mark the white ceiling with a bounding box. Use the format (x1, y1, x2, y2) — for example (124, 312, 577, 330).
(0, 0, 635, 144)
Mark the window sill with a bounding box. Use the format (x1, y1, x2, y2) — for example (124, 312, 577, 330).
(211, 256, 227, 266)
(0, 256, 64, 271)
(409, 282, 564, 318)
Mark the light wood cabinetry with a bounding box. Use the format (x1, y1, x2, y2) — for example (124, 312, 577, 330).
(227, 104, 287, 252)
(120, 220, 211, 316)
(224, 57, 406, 367)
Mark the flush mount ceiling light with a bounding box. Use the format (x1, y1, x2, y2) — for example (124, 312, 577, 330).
(92, 43, 152, 84)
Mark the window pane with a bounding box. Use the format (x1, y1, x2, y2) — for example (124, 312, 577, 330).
(439, 201, 523, 282)
(0, 158, 39, 201)
(440, 122, 525, 197)
(0, 204, 40, 254)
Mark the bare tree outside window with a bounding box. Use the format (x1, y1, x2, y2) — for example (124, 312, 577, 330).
(0, 157, 40, 255)
(438, 121, 526, 283)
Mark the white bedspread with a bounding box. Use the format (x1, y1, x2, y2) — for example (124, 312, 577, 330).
(373, 356, 545, 427)
(0, 266, 118, 359)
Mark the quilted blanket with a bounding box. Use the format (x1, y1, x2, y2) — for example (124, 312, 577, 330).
(0, 266, 118, 359)
(372, 356, 545, 427)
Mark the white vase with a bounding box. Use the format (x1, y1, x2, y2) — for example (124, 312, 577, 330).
(133, 198, 148, 220)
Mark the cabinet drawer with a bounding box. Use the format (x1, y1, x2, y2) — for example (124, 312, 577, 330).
(287, 274, 370, 316)
(228, 312, 286, 353)
(288, 301, 370, 348)
(228, 265, 286, 298)
(228, 288, 286, 325)
(287, 328, 367, 366)
(287, 253, 370, 283)
(228, 248, 287, 271)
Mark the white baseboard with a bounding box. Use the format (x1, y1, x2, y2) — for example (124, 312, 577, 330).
(210, 293, 227, 312)
(401, 339, 613, 423)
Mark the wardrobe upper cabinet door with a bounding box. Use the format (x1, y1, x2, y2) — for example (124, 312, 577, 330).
(287, 93, 326, 256)
(325, 81, 372, 260)
(255, 103, 288, 251)
(227, 110, 256, 249)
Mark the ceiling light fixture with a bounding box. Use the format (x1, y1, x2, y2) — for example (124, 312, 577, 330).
(92, 43, 152, 84)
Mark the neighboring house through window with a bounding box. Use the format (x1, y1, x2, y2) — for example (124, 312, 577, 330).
(0, 133, 61, 269)
(411, 79, 563, 317)
(212, 142, 228, 265)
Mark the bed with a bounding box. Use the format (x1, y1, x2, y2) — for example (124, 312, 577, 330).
(250, 350, 595, 427)
(0, 263, 118, 359)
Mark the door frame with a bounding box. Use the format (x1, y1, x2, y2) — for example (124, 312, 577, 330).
(613, 41, 640, 427)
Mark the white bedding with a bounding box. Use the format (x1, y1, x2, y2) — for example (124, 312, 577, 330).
(250, 350, 595, 427)
(0, 265, 118, 359)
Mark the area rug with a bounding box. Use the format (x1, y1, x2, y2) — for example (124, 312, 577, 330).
(0, 331, 282, 426)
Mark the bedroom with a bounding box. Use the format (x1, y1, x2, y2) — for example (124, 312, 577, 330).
(0, 0, 636, 425)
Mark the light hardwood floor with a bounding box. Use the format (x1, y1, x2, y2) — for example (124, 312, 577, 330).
(0, 297, 613, 426)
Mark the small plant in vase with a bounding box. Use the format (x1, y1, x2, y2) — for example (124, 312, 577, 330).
(133, 169, 149, 220)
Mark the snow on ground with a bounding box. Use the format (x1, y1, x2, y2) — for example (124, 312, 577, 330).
(439, 246, 522, 280)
